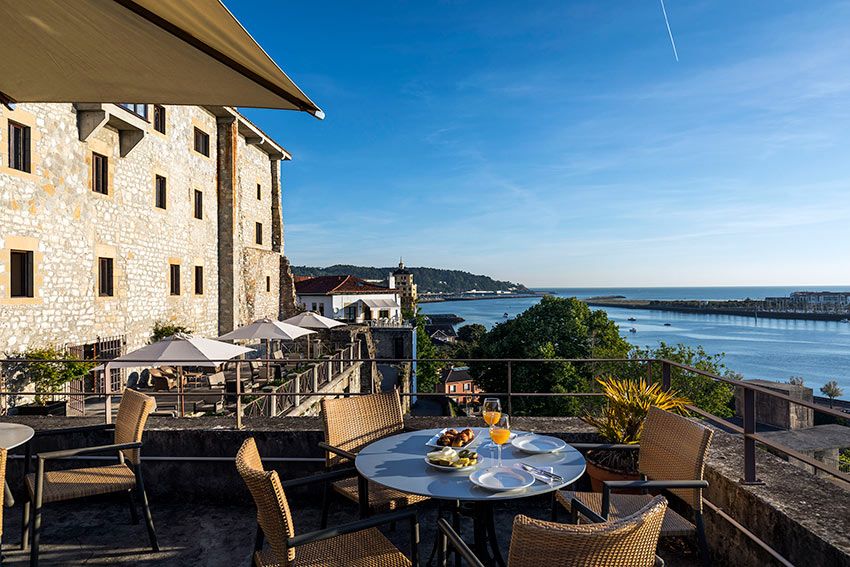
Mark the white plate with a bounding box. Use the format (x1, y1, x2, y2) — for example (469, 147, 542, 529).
(424, 456, 478, 472)
(511, 434, 567, 454)
(426, 428, 479, 450)
(469, 466, 535, 492)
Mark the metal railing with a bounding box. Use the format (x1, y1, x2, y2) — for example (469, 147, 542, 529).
(0, 355, 847, 487)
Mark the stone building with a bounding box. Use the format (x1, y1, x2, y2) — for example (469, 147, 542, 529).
(0, 102, 296, 355)
(390, 259, 417, 313)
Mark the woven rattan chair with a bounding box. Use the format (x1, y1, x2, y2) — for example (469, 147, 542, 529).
(554, 406, 714, 565)
(0, 448, 7, 556)
(236, 437, 419, 566)
(21, 389, 159, 567)
(440, 494, 668, 567)
(318, 390, 427, 526)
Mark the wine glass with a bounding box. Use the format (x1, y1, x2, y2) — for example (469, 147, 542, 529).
(489, 414, 511, 468)
(482, 398, 501, 427)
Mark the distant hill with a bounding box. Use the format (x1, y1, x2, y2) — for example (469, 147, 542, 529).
(292, 264, 528, 294)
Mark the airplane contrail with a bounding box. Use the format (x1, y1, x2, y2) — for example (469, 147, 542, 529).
(659, 0, 679, 62)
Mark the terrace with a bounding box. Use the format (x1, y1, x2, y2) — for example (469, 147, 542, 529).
(0, 357, 847, 566)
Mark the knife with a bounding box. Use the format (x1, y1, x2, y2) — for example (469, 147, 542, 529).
(520, 463, 565, 483)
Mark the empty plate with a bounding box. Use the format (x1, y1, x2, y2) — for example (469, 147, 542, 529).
(469, 466, 535, 492)
(511, 434, 567, 454)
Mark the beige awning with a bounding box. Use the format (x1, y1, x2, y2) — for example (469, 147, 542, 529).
(0, 0, 323, 117)
(360, 298, 401, 309)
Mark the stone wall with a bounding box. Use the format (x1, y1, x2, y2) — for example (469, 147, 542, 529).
(0, 103, 219, 352)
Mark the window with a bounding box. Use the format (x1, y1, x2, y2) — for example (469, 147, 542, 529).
(10, 250, 33, 298)
(169, 264, 180, 295)
(344, 304, 357, 321)
(256, 183, 262, 200)
(194, 266, 204, 295)
(266, 276, 271, 292)
(449, 385, 457, 393)
(194, 190, 203, 219)
(193, 127, 209, 156)
(255, 222, 263, 245)
(98, 257, 114, 297)
(463, 383, 471, 391)
(311, 302, 318, 311)
(92, 152, 108, 194)
(119, 103, 148, 119)
(379, 309, 390, 319)
(318, 303, 325, 316)
(155, 175, 167, 209)
(153, 105, 166, 133)
(8, 121, 31, 172)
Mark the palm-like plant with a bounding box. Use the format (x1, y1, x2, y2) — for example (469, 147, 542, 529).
(584, 376, 691, 445)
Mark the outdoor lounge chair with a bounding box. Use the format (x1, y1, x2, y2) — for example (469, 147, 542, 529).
(318, 390, 428, 527)
(440, 494, 668, 567)
(554, 406, 714, 565)
(236, 437, 419, 567)
(206, 371, 226, 389)
(21, 389, 159, 567)
(150, 367, 176, 390)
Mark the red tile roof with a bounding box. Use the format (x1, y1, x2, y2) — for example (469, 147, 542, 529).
(295, 275, 396, 296)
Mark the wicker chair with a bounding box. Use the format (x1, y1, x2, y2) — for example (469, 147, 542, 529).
(554, 406, 714, 565)
(318, 390, 428, 526)
(440, 494, 668, 567)
(21, 389, 159, 567)
(236, 437, 419, 566)
(0, 448, 7, 556)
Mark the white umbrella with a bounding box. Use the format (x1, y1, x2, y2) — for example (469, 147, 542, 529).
(100, 333, 254, 420)
(282, 312, 346, 329)
(283, 312, 346, 358)
(219, 318, 316, 389)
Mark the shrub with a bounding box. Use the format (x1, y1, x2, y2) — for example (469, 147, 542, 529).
(150, 321, 192, 344)
(4, 347, 94, 405)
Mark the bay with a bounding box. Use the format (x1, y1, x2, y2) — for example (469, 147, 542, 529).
(419, 286, 850, 400)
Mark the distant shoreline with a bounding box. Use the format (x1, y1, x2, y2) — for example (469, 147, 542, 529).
(419, 293, 543, 304)
(584, 298, 850, 322)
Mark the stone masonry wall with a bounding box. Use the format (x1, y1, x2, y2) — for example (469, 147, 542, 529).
(0, 103, 219, 352)
(235, 138, 279, 326)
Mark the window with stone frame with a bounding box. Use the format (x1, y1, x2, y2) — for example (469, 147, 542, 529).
(266, 276, 271, 292)
(169, 264, 181, 295)
(256, 183, 262, 200)
(193, 127, 210, 156)
(155, 175, 167, 209)
(255, 222, 263, 245)
(92, 152, 109, 194)
(98, 257, 114, 297)
(194, 190, 203, 219)
(10, 250, 34, 298)
(8, 121, 31, 172)
(195, 266, 204, 295)
(153, 105, 166, 134)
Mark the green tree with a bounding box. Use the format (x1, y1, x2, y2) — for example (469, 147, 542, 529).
(470, 296, 630, 416)
(820, 380, 844, 408)
(457, 324, 486, 344)
(5, 347, 94, 405)
(621, 343, 737, 417)
(150, 321, 192, 343)
(413, 312, 441, 393)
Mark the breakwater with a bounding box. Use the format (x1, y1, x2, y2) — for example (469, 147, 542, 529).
(419, 293, 542, 303)
(584, 298, 850, 322)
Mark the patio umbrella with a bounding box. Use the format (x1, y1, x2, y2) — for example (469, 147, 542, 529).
(218, 318, 316, 386)
(100, 333, 254, 419)
(283, 312, 346, 358)
(0, 0, 323, 116)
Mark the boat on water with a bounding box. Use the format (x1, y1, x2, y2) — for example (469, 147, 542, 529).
(629, 327, 637, 333)
(664, 323, 672, 326)
(627, 317, 637, 322)
(503, 313, 509, 318)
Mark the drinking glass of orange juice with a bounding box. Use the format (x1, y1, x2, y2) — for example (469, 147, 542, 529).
(482, 398, 501, 427)
(489, 414, 511, 467)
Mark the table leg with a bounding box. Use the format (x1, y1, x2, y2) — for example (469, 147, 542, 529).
(4, 480, 14, 508)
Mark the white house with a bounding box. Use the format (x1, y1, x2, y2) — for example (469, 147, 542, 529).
(295, 275, 402, 323)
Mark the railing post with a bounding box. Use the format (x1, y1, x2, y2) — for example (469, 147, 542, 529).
(661, 361, 671, 391)
(236, 362, 243, 430)
(270, 386, 278, 417)
(741, 387, 762, 484)
(312, 365, 319, 392)
(293, 373, 301, 408)
(507, 361, 513, 415)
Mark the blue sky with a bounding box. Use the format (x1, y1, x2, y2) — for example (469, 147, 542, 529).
(232, 1, 850, 287)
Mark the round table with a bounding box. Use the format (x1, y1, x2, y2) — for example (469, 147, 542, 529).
(356, 428, 586, 565)
(0, 423, 35, 509)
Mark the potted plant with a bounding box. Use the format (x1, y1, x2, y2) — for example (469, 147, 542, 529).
(582, 375, 690, 491)
(6, 347, 94, 415)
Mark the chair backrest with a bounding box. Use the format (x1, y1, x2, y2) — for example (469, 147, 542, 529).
(321, 389, 404, 467)
(272, 350, 284, 359)
(639, 406, 714, 511)
(508, 495, 667, 567)
(114, 388, 156, 465)
(236, 438, 295, 566)
(207, 371, 226, 387)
